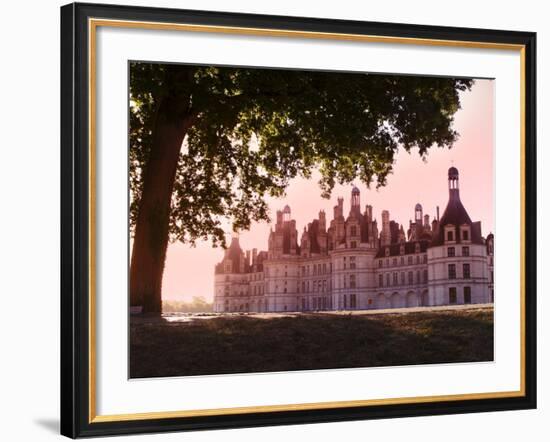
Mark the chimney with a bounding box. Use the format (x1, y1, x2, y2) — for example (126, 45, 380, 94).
(319, 210, 326, 231)
(424, 214, 430, 229)
(436, 206, 440, 221)
(381, 210, 391, 246)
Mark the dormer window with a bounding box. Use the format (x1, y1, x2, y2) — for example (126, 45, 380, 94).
(444, 226, 456, 243)
(415, 243, 420, 253)
(400, 245, 405, 255)
(385, 248, 390, 257)
(461, 225, 471, 242)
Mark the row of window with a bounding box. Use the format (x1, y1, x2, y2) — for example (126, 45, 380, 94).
(222, 298, 268, 312)
(224, 274, 263, 282)
(300, 262, 332, 276)
(297, 294, 360, 311)
(298, 279, 331, 294)
(383, 243, 423, 257)
(445, 226, 470, 242)
(379, 270, 428, 287)
(448, 263, 470, 279)
(447, 246, 470, 257)
(223, 285, 265, 297)
(449, 286, 472, 304)
(378, 254, 427, 268)
(298, 296, 333, 311)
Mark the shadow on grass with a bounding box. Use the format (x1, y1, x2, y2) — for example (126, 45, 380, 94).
(130, 309, 493, 378)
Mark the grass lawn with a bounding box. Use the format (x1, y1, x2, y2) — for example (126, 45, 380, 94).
(130, 307, 493, 378)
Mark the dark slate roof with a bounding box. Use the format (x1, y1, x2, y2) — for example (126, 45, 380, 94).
(308, 220, 321, 254)
(226, 236, 246, 273)
(278, 221, 299, 255)
(439, 194, 472, 226)
(375, 240, 429, 258)
(360, 214, 370, 243)
(254, 251, 268, 272)
(215, 236, 248, 274)
(431, 190, 484, 246)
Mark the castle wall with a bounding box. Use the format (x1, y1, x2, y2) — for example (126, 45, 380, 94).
(212, 168, 493, 313)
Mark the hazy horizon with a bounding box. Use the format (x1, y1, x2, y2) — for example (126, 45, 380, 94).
(156, 79, 494, 302)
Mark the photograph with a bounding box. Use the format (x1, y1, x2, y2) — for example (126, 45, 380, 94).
(55, 2, 537, 438)
(128, 62, 495, 378)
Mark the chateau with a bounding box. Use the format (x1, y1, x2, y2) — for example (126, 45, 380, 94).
(213, 167, 494, 313)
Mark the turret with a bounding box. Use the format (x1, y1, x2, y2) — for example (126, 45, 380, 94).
(415, 203, 423, 225)
(283, 204, 291, 222)
(448, 166, 460, 200)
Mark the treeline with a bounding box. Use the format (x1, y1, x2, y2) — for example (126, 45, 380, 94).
(162, 296, 213, 313)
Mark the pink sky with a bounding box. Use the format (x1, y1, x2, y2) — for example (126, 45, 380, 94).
(161, 79, 494, 302)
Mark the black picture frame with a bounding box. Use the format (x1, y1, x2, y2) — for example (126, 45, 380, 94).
(60, 2, 537, 438)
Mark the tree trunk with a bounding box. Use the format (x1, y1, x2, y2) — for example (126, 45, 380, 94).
(129, 93, 195, 313)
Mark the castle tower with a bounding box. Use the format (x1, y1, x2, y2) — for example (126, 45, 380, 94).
(426, 166, 490, 306)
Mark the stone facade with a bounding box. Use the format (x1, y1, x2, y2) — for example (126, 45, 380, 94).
(214, 168, 494, 313)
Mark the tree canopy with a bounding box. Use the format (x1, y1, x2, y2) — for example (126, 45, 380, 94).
(130, 63, 472, 250)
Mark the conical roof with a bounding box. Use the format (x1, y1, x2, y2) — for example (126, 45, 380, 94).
(439, 196, 472, 227)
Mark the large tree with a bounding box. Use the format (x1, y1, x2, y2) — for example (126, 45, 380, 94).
(129, 62, 472, 313)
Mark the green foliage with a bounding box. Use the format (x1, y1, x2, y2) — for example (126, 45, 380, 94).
(130, 62, 472, 248)
(162, 296, 213, 313)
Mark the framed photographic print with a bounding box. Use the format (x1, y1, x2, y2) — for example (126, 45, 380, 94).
(60, 2, 537, 438)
